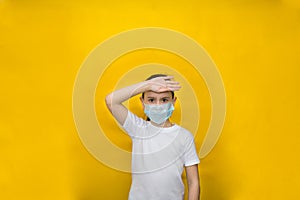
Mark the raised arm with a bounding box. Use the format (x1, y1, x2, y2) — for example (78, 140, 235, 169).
(105, 76, 180, 125)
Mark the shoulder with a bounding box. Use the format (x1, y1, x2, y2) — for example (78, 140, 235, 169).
(173, 125, 196, 144)
(123, 109, 148, 128)
(177, 125, 195, 138)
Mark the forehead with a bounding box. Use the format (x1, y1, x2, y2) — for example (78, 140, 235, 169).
(144, 91, 173, 98)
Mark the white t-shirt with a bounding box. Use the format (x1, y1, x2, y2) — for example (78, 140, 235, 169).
(122, 110, 200, 200)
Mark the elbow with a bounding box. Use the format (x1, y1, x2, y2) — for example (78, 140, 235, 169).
(188, 177, 200, 190)
(189, 180, 199, 188)
(105, 94, 112, 111)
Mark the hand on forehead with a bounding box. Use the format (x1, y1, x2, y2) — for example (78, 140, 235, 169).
(144, 90, 173, 98)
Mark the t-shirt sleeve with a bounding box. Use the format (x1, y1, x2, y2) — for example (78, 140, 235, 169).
(122, 109, 147, 138)
(182, 133, 200, 166)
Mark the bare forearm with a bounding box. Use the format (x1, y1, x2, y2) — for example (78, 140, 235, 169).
(105, 81, 150, 125)
(188, 182, 200, 200)
(106, 81, 149, 105)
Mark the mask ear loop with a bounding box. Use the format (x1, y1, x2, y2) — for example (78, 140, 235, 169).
(165, 102, 175, 127)
(143, 103, 151, 121)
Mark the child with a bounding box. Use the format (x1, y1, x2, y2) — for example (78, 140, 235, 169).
(105, 74, 200, 200)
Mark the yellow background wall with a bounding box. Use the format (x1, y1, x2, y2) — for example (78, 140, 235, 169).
(1, 0, 300, 199)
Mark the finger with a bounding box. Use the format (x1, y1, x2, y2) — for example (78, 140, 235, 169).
(166, 80, 180, 85)
(156, 85, 181, 92)
(152, 76, 173, 80)
(167, 85, 181, 91)
(164, 75, 174, 79)
(163, 76, 174, 81)
(166, 83, 181, 90)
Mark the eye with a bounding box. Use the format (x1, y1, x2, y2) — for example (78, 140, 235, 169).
(148, 98, 154, 103)
(162, 98, 169, 103)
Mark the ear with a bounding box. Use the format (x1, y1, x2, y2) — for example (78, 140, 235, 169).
(172, 97, 177, 106)
(140, 96, 145, 109)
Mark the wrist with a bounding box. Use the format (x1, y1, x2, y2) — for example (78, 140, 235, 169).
(137, 80, 151, 94)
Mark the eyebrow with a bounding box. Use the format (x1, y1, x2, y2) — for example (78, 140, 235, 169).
(147, 97, 171, 99)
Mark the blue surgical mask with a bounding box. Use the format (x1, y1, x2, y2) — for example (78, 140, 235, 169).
(144, 102, 175, 125)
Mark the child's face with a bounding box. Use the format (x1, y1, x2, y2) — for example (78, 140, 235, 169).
(141, 91, 176, 105)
